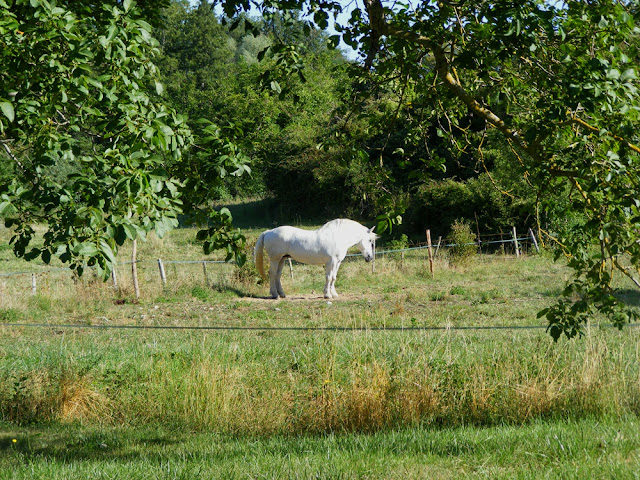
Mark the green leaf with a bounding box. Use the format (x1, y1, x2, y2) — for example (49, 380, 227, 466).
(0, 101, 14, 122)
(123, 223, 138, 241)
(25, 248, 40, 261)
(257, 47, 269, 61)
(154, 217, 173, 238)
(99, 239, 117, 266)
(0, 201, 14, 215)
(328, 35, 340, 49)
(196, 229, 209, 241)
(270, 81, 282, 94)
(607, 68, 620, 80)
(219, 207, 232, 220)
(115, 225, 127, 246)
(547, 324, 562, 342)
(74, 242, 99, 257)
(620, 68, 637, 81)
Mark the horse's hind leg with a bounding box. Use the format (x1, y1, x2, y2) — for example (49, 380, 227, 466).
(275, 258, 287, 298)
(269, 258, 282, 299)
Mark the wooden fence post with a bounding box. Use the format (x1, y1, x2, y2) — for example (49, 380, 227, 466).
(31, 273, 36, 295)
(158, 258, 167, 288)
(426, 229, 434, 278)
(512, 226, 520, 258)
(474, 212, 482, 253)
(372, 236, 376, 273)
(529, 228, 540, 253)
(288, 258, 294, 281)
(202, 260, 210, 287)
(132, 239, 140, 300)
(111, 267, 118, 291)
(434, 236, 442, 258)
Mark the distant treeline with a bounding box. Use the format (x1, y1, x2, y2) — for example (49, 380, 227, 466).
(152, 1, 561, 240)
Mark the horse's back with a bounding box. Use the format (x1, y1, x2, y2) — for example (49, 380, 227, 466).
(265, 225, 314, 244)
(263, 225, 332, 264)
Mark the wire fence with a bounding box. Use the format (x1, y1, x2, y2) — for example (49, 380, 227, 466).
(2, 321, 638, 333)
(0, 228, 618, 334)
(0, 227, 540, 296)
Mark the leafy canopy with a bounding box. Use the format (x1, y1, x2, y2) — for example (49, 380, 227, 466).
(0, 0, 249, 278)
(215, 0, 640, 339)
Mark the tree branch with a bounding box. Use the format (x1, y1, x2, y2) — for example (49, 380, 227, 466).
(375, 20, 547, 165)
(566, 115, 640, 155)
(363, 0, 385, 69)
(1, 141, 25, 173)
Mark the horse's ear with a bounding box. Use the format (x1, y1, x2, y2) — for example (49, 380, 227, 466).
(368, 226, 376, 233)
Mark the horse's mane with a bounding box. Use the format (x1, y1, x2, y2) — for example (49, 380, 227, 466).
(318, 218, 363, 233)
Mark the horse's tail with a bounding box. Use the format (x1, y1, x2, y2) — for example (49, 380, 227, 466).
(254, 231, 267, 281)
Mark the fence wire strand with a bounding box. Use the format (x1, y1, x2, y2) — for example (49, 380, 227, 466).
(0, 232, 560, 334)
(1, 322, 638, 333)
(0, 234, 535, 277)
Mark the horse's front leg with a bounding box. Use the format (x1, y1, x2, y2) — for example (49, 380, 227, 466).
(323, 261, 333, 299)
(330, 261, 341, 298)
(324, 260, 341, 299)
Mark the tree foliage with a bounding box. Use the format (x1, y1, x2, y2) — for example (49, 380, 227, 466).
(3, 0, 640, 339)
(0, 0, 249, 278)
(155, 2, 356, 210)
(214, 0, 640, 339)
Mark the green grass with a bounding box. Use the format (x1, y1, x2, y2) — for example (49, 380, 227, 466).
(2, 416, 639, 479)
(1, 222, 640, 477)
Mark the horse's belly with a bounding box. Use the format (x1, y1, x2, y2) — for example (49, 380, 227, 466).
(289, 251, 329, 265)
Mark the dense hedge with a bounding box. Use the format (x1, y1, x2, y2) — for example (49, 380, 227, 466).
(152, 1, 553, 239)
(404, 175, 535, 239)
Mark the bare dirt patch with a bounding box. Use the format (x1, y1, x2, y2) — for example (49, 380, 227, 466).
(240, 292, 370, 303)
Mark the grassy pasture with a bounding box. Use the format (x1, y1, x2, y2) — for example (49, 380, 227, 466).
(1, 221, 640, 477)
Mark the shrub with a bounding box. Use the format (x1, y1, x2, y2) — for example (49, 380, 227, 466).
(385, 234, 409, 250)
(404, 174, 536, 239)
(264, 147, 391, 220)
(407, 179, 473, 236)
(448, 219, 477, 264)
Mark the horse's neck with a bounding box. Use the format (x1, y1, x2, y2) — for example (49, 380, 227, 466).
(322, 220, 364, 248)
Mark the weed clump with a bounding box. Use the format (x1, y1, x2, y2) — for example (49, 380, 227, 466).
(448, 219, 477, 264)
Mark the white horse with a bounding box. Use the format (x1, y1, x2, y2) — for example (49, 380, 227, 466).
(254, 219, 377, 299)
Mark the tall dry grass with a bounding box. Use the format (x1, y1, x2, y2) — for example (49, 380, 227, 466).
(3, 327, 638, 434)
(2, 226, 640, 434)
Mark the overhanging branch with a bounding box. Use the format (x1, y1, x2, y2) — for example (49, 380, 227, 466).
(567, 115, 640, 155)
(1, 140, 26, 173)
(370, 14, 546, 165)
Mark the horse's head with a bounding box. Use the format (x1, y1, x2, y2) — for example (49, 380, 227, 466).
(357, 226, 378, 262)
